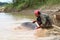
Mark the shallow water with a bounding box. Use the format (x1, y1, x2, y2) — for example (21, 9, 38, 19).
(0, 12, 60, 40)
(0, 12, 33, 40)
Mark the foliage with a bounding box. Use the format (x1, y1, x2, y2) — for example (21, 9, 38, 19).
(5, 0, 60, 12)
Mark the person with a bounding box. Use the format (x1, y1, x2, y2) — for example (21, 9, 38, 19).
(32, 10, 52, 29)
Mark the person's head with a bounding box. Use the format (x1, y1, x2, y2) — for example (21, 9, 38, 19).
(34, 10, 41, 17)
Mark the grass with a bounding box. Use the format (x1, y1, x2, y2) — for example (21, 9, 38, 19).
(5, 0, 60, 12)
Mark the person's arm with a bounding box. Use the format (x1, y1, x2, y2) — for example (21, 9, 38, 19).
(36, 24, 44, 29)
(32, 20, 36, 23)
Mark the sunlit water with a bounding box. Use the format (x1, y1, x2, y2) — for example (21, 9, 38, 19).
(0, 12, 60, 40)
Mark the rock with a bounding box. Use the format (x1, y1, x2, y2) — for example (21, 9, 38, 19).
(21, 22, 37, 30)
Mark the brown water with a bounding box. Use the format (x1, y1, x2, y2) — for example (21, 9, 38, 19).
(0, 12, 60, 40)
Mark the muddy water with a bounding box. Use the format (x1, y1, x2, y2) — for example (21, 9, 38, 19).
(0, 12, 60, 40)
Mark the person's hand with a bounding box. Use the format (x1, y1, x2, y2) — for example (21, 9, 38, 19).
(32, 21, 36, 23)
(36, 24, 44, 29)
(36, 26, 41, 29)
(40, 24, 44, 28)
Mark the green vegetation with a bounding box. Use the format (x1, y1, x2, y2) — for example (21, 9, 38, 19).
(4, 0, 60, 12)
(46, 0, 60, 5)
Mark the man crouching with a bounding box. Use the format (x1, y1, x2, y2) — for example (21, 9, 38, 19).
(32, 10, 53, 29)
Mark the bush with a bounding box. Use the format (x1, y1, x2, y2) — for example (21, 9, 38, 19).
(5, 0, 60, 12)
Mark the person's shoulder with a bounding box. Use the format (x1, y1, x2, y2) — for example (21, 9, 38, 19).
(41, 13, 48, 16)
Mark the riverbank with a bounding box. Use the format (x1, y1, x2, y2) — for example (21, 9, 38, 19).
(4, 0, 60, 12)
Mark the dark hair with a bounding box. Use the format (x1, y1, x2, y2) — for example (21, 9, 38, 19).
(38, 11, 41, 15)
